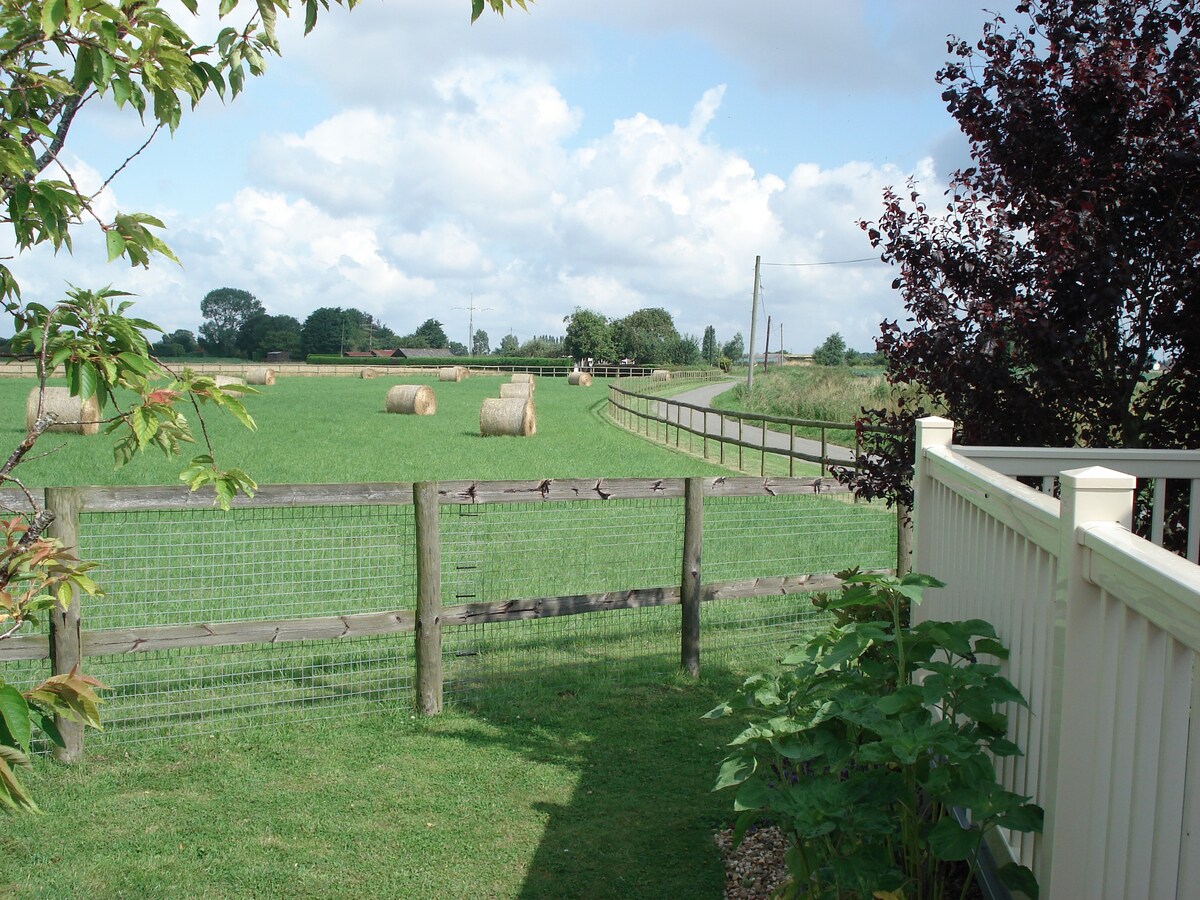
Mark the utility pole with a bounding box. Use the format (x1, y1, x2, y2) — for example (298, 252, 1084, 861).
(779, 322, 785, 367)
(452, 294, 493, 356)
(747, 255, 761, 389)
(764, 314, 772, 373)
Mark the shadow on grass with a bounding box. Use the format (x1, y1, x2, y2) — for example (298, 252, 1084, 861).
(444, 651, 755, 900)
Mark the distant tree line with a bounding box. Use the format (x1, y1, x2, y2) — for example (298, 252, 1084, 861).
(151, 290, 566, 361)
(812, 333, 885, 367)
(562, 307, 741, 368)
(147, 291, 738, 367)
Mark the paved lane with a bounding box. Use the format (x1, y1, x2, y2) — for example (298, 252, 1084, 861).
(651, 380, 856, 465)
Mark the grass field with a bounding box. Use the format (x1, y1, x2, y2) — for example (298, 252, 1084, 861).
(708, 364, 890, 445)
(0, 370, 893, 899)
(1, 373, 736, 487)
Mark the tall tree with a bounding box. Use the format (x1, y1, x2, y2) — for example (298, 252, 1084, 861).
(472, 329, 490, 356)
(563, 308, 614, 363)
(300, 307, 348, 356)
(850, 0, 1200, 509)
(495, 333, 520, 355)
(722, 333, 746, 364)
(612, 307, 680, 365)
(813, 333, 847, 367)
(413, 319, 449, 349)
(701, 325, 717, 365)
(200, 288, 264, 358)
(236, 313, 302, 359)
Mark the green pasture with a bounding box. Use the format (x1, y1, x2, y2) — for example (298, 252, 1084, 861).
(1, 371, 897, 898)
(1, 373, 736, 486)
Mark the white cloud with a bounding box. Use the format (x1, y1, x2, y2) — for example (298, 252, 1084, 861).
(5, 3, 979, 353)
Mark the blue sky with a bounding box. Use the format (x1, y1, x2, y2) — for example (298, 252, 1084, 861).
(9, 0, 1020, 354)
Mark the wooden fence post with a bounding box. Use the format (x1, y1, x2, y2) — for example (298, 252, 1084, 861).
(45, 487, 84, 763)
(414, 481, 443, 715)
(680, 477, 703, 677)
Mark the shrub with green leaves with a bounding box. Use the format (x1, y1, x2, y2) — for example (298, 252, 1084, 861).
(706, 571, 1042, 899)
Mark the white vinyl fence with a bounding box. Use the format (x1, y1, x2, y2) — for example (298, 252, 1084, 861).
(912, 417, 1200, 900)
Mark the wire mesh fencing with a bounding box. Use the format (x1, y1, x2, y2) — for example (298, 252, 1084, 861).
(441, 496, 687, 697)
(72, 500, 417, 745)
(1, 478, 897, 751)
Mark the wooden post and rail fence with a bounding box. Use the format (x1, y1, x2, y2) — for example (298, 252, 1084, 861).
(1, 475, 872, 760)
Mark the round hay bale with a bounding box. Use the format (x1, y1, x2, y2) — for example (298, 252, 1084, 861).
(480, 397, 535, 436)
(457, 366, 469, 380)
(386, 384, 436, 415)
(438, 366, 465, 382)
(499, 382, 533, 399)
(510, 372, 535, 385)
(25, 387, 100, 435)
(246, 367, 276, 386)
(567, 371, 593, 386)
(360, 368, 379, 379)
(214, 374, 246, 388)
(651, 369, 672, 382)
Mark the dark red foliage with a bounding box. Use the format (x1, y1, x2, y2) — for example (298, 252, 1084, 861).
(843, 0, 1200, 509)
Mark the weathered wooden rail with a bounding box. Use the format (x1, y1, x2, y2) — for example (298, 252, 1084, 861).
(0, 476, 881, 760)
(607, 378, 861, 476)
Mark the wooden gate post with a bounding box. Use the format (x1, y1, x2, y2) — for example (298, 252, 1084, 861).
(414, 481, 443, 715)
(680, 477, 703, 677)
(45, 487, 84, 763)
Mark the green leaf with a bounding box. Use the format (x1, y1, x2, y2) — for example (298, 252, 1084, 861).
(998, 863, 1040, 899)
(40, 0, 67, 36)
(713, 756, 754, 791)
(733, 776, 772, 812)
(105, 229, 125, 261)
(0, 685, 32, 754)
(33, 711, 65, 748)
(995, 802, 1044, 834)
(928, 815, 981, 861)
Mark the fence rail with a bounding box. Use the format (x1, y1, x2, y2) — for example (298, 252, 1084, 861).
(957, 444, 1200, 563)
(1, 359, 664, 379)
(607, 377, 860, 477)
(1, 475, 898, 758)
(913, 417, 1200, 899)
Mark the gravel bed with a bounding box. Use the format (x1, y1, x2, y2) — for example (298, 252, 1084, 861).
(714, 824, 791, 899)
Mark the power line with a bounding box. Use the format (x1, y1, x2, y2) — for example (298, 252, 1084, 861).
(761, 256, 879, 267)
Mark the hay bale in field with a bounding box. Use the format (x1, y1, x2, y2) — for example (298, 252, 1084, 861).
(25, 387, 100, 435)
(360, 367, 379, 379)
(438, 366, 465, 382)
(480, 397, 535, 436)
(214, 374, 246, 388)
(510, 372, 535, 385)
(246, 367, 276, 386)
(567, 371, 593, 386)
(651, 369, 671, 382)
(499, 382, 533, 399)
(386, 384, 436, 415)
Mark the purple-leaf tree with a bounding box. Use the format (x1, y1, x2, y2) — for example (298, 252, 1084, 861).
(846, 0, 1200, 517)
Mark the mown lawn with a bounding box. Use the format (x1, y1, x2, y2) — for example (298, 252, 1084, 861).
(0, 373, 736, 486)
(0, 370, 889, 898)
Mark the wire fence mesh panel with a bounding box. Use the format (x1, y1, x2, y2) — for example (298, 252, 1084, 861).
(76, 504, 417, 629)
(444, 606, 681, 704)
(441, 497, 685, 700)
(86, 635, 414, 745)
(440, 498, 684, 604)
(704, 491, 895, 582)
(70, 502, 417, 742)
(701, 491, 897, 670)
